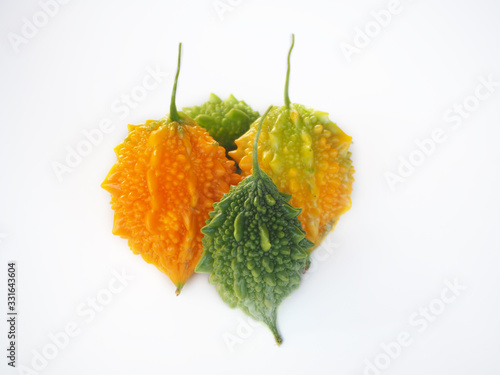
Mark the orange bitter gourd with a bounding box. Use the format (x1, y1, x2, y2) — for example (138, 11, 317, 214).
(229, 35, 354, 250)
(102, 44, 242, 294)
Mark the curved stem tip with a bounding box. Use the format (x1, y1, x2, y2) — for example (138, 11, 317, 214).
(170, 43, 182, 122)
(284, 34, 295, 110)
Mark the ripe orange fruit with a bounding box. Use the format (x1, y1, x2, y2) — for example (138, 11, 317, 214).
(102, 44, 241, 294)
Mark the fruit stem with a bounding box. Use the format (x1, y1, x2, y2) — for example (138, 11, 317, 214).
(170, 43, 182, 123)
(284, 34, 295, 110)
(253, 105, 273, 179)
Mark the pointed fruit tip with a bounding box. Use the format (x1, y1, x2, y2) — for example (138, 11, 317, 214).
(274, 333, 283, 346)
(175, 284, 184, 296)
(267, 320, 282, 346)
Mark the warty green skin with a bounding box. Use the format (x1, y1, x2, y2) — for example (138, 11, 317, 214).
(183, 93, 259, 152)
(196, 141, 313, 345)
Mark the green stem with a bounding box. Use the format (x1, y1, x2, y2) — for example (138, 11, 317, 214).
(170, 43, 182, 122)
(284, 34, 295, 110)
(253, 105, 273, 178)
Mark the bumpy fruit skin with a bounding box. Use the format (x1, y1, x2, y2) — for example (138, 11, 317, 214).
(196, 164, 313, 344)
(229, 104, 354, 249)
(102, 114, 242, 294)
(183, 94, 259, 152)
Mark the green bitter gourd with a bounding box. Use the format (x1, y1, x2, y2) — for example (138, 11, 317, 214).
(196, 106, 313, 345)
(183, 94, 259, 152)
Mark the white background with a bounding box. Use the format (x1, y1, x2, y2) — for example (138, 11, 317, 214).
(1, 0, 500, 374)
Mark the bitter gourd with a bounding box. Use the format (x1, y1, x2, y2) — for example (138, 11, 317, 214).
(196, 106, 313, 345)
(229, 35, 354, 249)
(102, 44, 241, 294)
(183, 93, 259, 152)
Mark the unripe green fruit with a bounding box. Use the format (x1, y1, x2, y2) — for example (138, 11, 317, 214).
(183, 94, 259, 152)
(196, 106, 313, 345)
